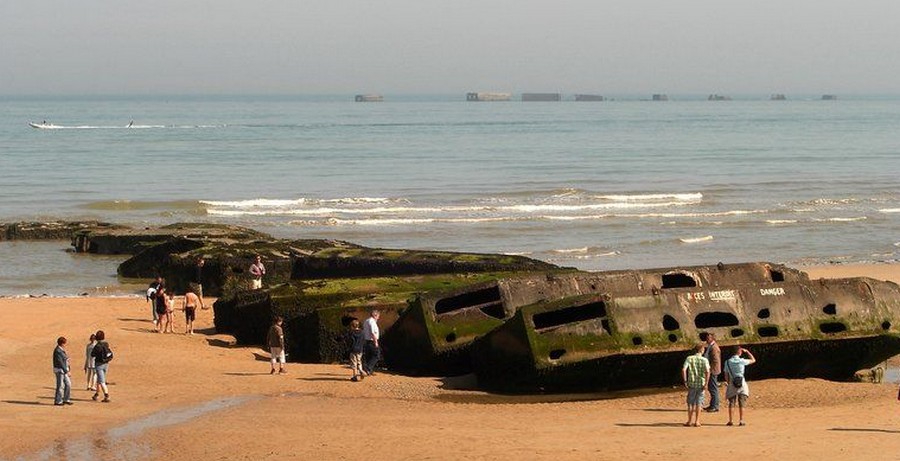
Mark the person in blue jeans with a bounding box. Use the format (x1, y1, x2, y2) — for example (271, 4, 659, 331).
(53, 336, 73, 406)
(362, 310, 381, 376)
(701, 332, 722, 412)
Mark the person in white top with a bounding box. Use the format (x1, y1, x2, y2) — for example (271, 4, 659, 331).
(249, 255, 266, 290)
(362, 310, 381, 376)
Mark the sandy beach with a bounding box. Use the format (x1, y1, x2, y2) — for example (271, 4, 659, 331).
(2, 263, 900, 460)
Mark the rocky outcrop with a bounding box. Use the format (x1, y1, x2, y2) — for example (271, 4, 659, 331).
(0, 221, 125, 241)
(73, 222, 271, 255)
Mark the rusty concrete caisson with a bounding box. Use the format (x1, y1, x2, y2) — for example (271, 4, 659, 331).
(469, 266, 900, 393)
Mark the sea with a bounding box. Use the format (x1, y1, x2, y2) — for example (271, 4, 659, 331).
(1, 94, 898, 296)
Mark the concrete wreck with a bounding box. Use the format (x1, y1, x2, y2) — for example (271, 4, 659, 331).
(470, 268, 900, 393)
(383, 262, 807, 376)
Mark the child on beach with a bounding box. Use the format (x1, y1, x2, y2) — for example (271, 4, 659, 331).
(166, 290, 176, 333)
(84, 334, 97, 391)
(348, 319, 365, 382)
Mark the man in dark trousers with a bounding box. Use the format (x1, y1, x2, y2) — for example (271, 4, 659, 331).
(53, 336, 73, 406)
(190, 258, 205, 304)
(362, 310, 381, 376)
(702, 332, 722, 412)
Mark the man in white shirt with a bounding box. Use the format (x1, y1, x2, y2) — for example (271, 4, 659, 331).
(362, 310, 381, 376)
(249, 255, 266, 290)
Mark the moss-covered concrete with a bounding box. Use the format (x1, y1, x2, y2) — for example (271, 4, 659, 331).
(0, 221, 126, 242)
(473, 275, 900, 393)
(214, 273, 523, 363)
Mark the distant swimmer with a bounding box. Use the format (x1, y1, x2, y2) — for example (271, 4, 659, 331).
(127, 120, 134, 128)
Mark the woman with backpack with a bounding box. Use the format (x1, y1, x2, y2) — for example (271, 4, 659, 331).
(91, 330, 113, 403)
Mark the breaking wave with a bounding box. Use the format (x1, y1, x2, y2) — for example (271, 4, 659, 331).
(679, 235, 714, 244)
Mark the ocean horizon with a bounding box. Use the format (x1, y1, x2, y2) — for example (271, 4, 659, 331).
(1, 95, 898, 295)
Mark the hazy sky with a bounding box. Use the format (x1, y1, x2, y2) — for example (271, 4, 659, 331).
(3, 0, 900, 95)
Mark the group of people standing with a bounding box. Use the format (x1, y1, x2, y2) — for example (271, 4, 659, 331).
(682, 332, 757, 427)
(52, 330, 114, 406)
(265, 309, 382, 382)
(147, 274, 205, 335)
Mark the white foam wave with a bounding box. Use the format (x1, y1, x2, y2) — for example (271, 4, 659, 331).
(679, 236, 714, 244)
(502, 252, 533, 256)
(201, 198, 310, 208)
(552, 247, 590, 254)
(879, 208, 900, 213)
(813, 217, 868, 223)
(595, 193, 703, 202)
(766, 219, 798, 224)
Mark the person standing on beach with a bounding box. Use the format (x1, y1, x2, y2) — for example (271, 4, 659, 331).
(702, 332, 722, 412)
(91, 330, 112, 403)
(53, 336, 73, 406)
(249, 255, 266, 290)
(682, 343, 710, 427)
(267, 316, 287, 374)
(362, 309, 381, 376)
(183, 289, 201, 335)
(348, 319, 365, 382)
(190, 258, 205, 302)
(155, 286, 170, 333)
(84, 333, 97, 391)
(147, 277, 162, 325)
(724, 346, 756, 426)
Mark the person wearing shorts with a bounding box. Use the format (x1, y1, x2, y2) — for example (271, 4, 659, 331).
(183, 290, 201, 335)
(681, 343, 710, 427)
(267, 316, 287, 374)
(155, 287, 169, 333)
(724, 346, 757, 426)
(91, 330, 112, 403)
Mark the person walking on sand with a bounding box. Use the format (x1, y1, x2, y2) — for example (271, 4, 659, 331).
(53, 336, 73, 406)
(724, 346, 756, 426)
(362, 309, 381, 376)
(249, 255, 266, 290)
(701, 331, 722, 412)
(682, 343, 710, 427)
(183, 289, 202, 335)
(348, 319, 365, 382)
(91, 330, 113, 403)
(267, 316, 287, 374)
(84, 333, 97, 391)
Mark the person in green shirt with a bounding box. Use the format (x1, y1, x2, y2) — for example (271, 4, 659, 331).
(682, 343, 711, 427)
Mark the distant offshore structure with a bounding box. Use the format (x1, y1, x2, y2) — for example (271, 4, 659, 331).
(822, 94, 838, 100)
(574, 94, 605, 102)
(707, 94, 732, 101)
(466, 92, 511, 102)
(652, 94, 669, 101)
(354, 94, 383, 102)
(770, 94, 787, 101)
(522, 93, 562, 102)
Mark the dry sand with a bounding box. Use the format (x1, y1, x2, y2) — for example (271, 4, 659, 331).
(2, 264, 900, 460)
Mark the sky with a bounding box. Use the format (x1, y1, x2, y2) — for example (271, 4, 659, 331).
(2, 0, 900, 95)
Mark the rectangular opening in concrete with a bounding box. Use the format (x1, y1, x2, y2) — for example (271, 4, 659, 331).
(434, 285, 503, 317)
(662, 273, 697, 289)
(533, 301, 606, 331)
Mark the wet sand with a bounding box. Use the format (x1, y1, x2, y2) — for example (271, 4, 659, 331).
(2, 264, 900, 460)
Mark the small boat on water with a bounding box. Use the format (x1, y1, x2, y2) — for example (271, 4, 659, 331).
(28, 122, 63, 129)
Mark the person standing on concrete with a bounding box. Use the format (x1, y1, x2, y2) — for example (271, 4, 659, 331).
(53, 337, 73, 406)
(701, 332, 722, 412)
(682, 343, 710, 427)
(249, 255, 266, 290)
(724, 346, 756, 426)
(190, 258, 205, 303)
(267, 316, 287, 374)
(362, 309, 381, 376)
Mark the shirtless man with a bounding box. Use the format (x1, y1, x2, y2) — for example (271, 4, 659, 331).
(183, 289, 203, 335)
